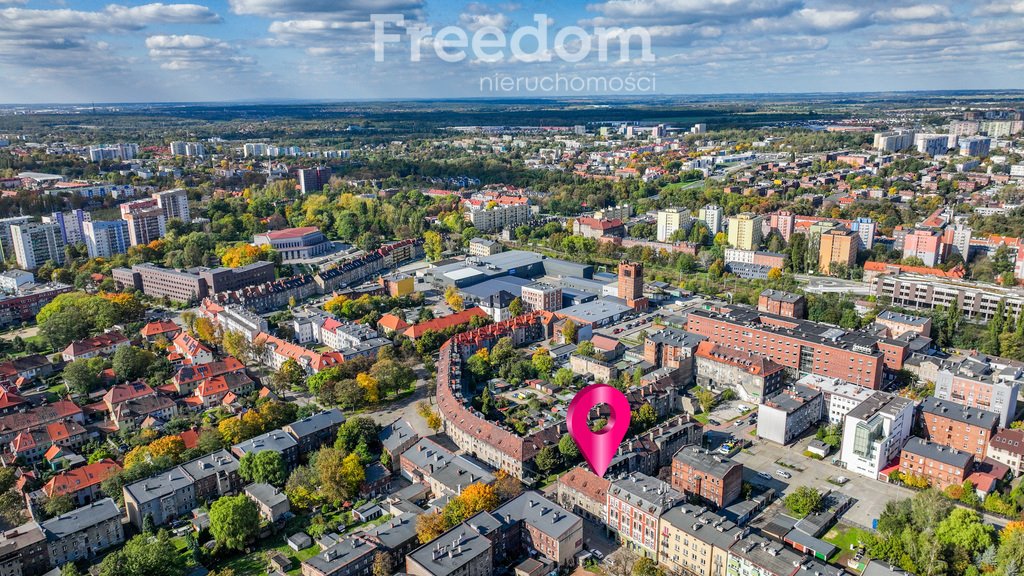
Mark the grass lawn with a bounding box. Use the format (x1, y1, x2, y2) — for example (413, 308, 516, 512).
(693, 412, 710, 424)
(216, 529, 320, 576)
(824, 524, 873, 569)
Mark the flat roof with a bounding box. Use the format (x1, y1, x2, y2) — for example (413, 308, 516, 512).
(559, 299, 633, 323)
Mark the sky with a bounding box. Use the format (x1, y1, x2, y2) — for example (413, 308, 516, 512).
(0, 0, 1023, 103)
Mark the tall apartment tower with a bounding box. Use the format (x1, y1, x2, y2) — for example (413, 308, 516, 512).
(698, 204, 723, 235)
(12, 222, 65, 269)
(83, 220, 130, 258)
(618, 261, 648, 312)
(298, 166, 332, 194)
(153, 189, 190, 223)
(121, 199, 167, 247)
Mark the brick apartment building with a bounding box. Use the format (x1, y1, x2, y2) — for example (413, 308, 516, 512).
(670, 445, 743, 509)
(899, 437, 974, 490)
(685, 305, 909, 389)
(920, 396, 999, 459)
(757, 289, 806, 319)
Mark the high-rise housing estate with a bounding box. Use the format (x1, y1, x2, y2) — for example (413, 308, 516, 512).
(11, 222, 65, 269)
(243, 143, 268, 157)
(771, 210, 795, 242)
(960, 136, 992, 157)
(697, 204, 722, 235)
(850, 217, 876, 250)
(120, 199, 167, 247)
(0, 216, 32, 262)
(618, 261, 647, 311)
(298, 166, 332, 194)
(943, 224, 972, 257)
(915, 133, 953, 157)
(87, 143, 138, 162)
(950, 120, 981, 137)
(169, 141, 205, 157)
(656, 208, 691, 242)
(872, 129, 916, 152)
(153, 189, 190, 223)
(44, 210, 88, 246)
(818, 228, 858, 274)
(902, 229, 945, 267)
(83, 220, 130, 258)
(727, 213, 762, 251)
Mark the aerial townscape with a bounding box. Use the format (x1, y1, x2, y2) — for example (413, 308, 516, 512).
(4, 4, 1024, 576)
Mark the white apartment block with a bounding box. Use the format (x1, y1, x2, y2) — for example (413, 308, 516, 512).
(840, 392, 914, 480)
(216, 304, 269, 342)
(873, 129, 915, 152)
(796, 374, 876, 426)
(153, 188, 191, 223)
(11, 222, 65, 269)
(698, 204, 723, 234)
(465, 203, 531, 232)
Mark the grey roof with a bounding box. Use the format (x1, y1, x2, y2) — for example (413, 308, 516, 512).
(863, 560, 908, 576)
(921, 396, 999, 429)
(365, 512, 418, 549)
(407, 517, 494, 576)
(180, 449, 239, 482)
(660, 504, 741, 550)
(431, 455, 496, 493)
(792, 556, 850, 576)
(846, 391, 912, 422)
(245, 483, 289, 509)
(392, 482, 431, 503)
(460, 276, 532, 300)
(365, 462, 391, 485)
(125, 465, 194, 506)
(470, 238, 499, 247)
(673, 445, 742, 478)
(877, 310, 929, 326)
(558, 299, 633, 323)
(608, 473, 681, 516)
(232, 429, 298, 456)
(647, 327, 705, 349)
(763, 385, 821, 415)
(494, 491, 582, 540)
(902, 437, 973, 468)
(785, 529, 837, 558)
(760, 289, 803, 303)
(729, 532, 806, 576)
(303, 536, 378, 574)
(402, 438, 456, 472)
(41, 498, 120, 541)
(284, 409, 345, 440)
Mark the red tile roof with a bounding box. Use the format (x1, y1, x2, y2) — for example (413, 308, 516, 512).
(43, 459, 122, 499)
(378, 313, 410, 332)
(558, 467, 610, 503)
(62, 331, 128, 358)
(0, 388, 27, 411)
(403, 307, 488, 339)
(695, 341, 784, 377)
(103, 382, 154, 408)
(264, 226, 319, 240)
(141, 320, 181, 338)
(173, 332, 212, 359)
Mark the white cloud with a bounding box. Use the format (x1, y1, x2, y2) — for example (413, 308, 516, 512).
(974, 1, 1024, 16)
(228, 0, 423, 19)
(146, 34, 254, 72)
(459, 4, 511, 32)
(585, 0, 802, 25)
(875, 4, 952, 21)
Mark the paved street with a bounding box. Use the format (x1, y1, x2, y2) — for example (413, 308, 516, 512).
(364, 365, 434, 437)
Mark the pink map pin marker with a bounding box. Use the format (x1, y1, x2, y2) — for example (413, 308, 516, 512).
(566, 383, 631, 478)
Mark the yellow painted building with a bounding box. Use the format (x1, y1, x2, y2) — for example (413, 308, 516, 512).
(727, 213, 762, 251)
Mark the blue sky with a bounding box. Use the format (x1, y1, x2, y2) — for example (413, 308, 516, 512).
(0, 0, 1022, 103)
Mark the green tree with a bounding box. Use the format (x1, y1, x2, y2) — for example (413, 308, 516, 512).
(576, 340, 597, 358)
(558, 433, 581, 461)
(99, 531, 186, 576)
(42, 493, 76, 518)
(532, 348, 554, 377)
(561, 319, 578, 343)
(631, 403, 657, 431)
(935, 508, 994, 558)
(63, 357, 103, 395)
(535, 446, 561, 474)
(784, 486, 823, 518)
(509, 297, 524, 317)
(424, 230, 443, 261)
(694, 386, 716, 414)
(209, 495, 260, 551)
(273, 358, 306, 390)
(222, 330, 252, 362)
(112, 346, 154, 382)
(239, 451, 287, 486)
(633, 557, 664, 576)
(553, 368, 575, 389)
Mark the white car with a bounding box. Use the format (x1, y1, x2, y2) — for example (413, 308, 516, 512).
(776, 469, 792, 479)
(757, 471, 772, 480)
(591, 550, 604, 560)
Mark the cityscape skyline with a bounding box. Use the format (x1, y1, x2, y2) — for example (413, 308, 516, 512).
(1, 0, 1023, 103)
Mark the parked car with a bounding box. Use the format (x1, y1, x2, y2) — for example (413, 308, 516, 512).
(776, 469, 792, 479)
(591, 550, 604, 561)
(708, 419, 721, 426)
(757, 471, 772, 480)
